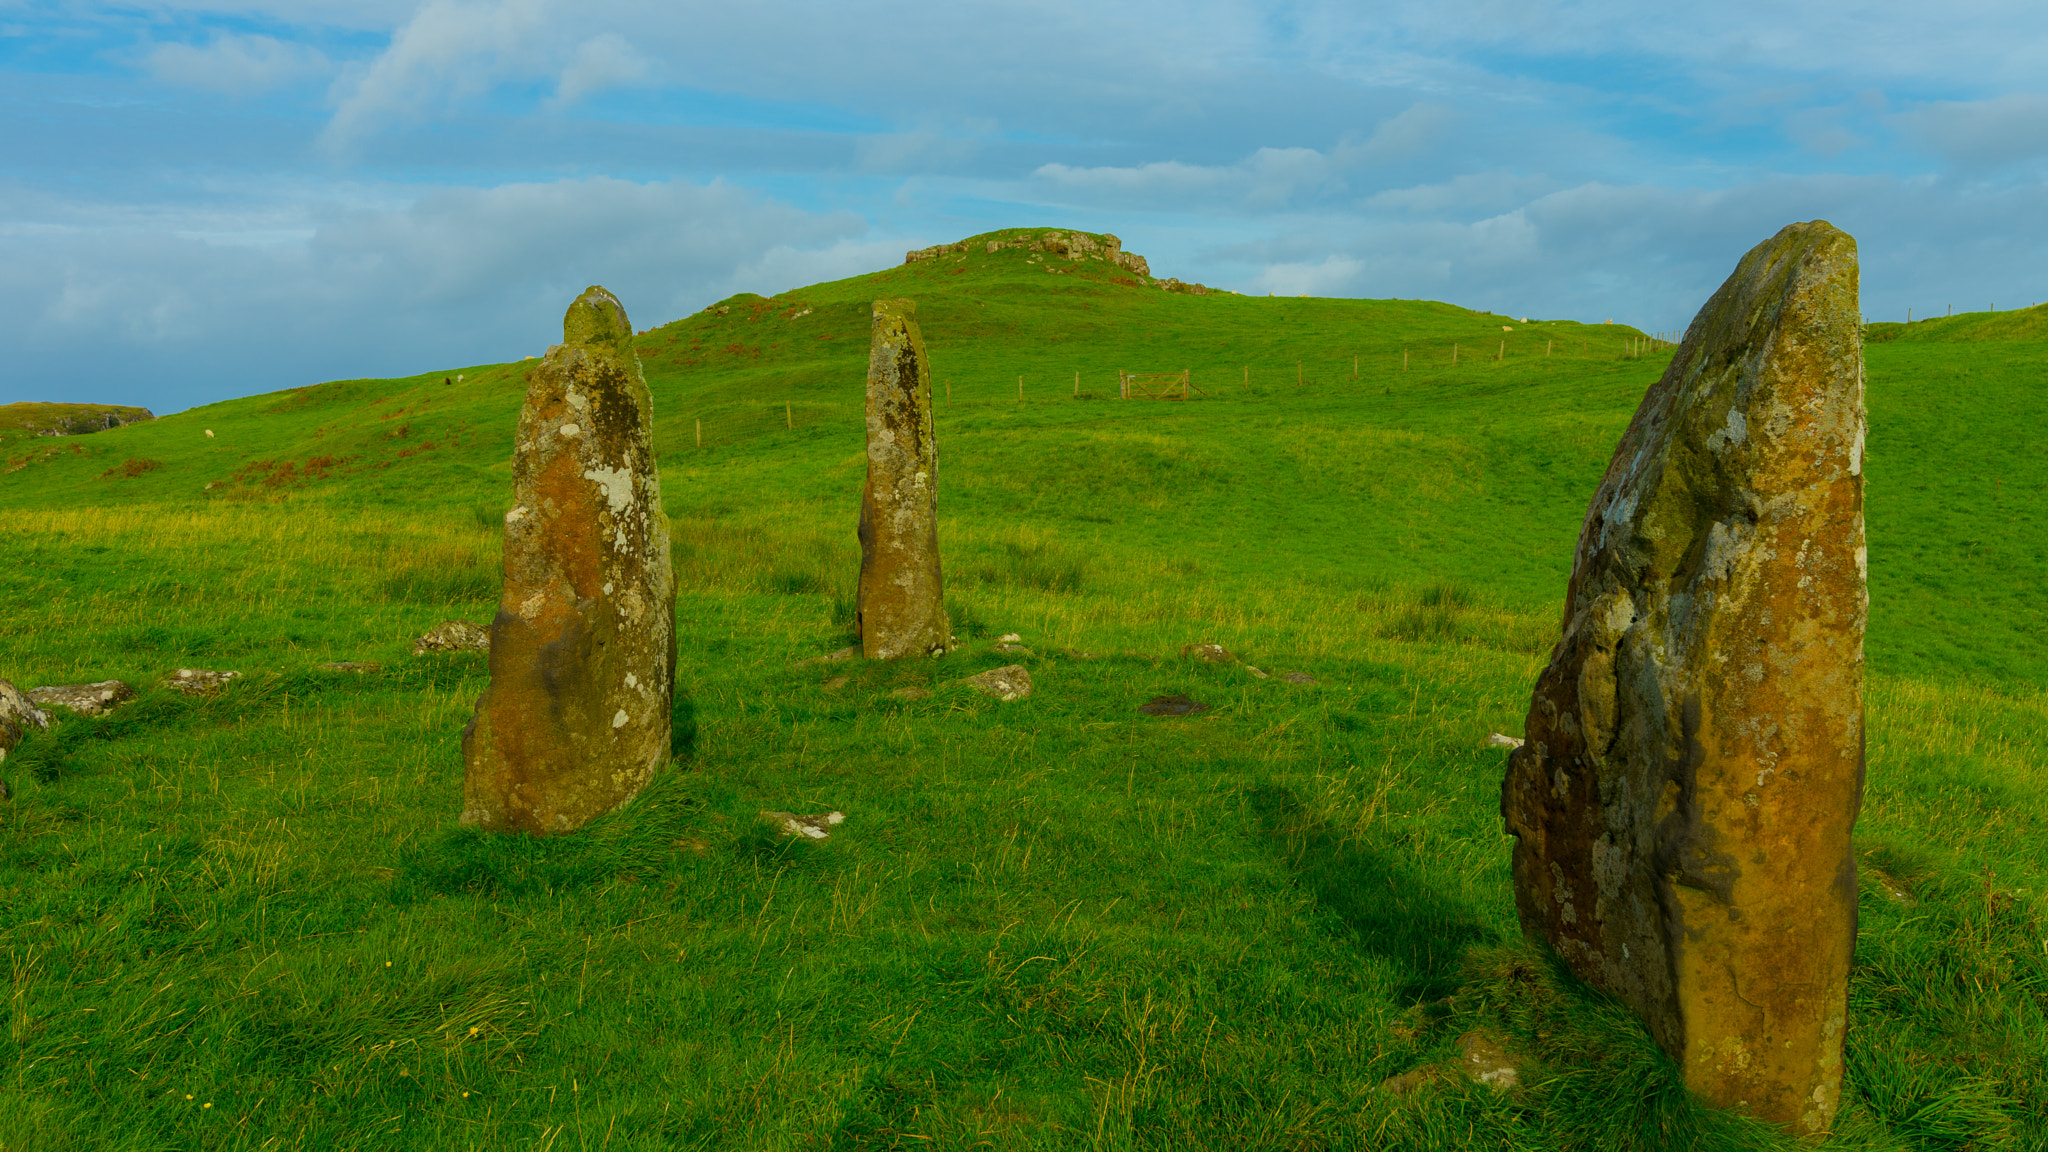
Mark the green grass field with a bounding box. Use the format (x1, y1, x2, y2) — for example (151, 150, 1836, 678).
(2, 229, 2044, 1150)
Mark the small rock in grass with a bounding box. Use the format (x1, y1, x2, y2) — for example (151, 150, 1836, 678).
(1138, 694, 1208, 717)
(412, 620, 489, 655)
(963, 665, 1032, 701)
(320, 662, 381, 674)
(165, 669, 240, 696)
(760, 810, 845, 840)
(1245, 665, 1270, 679)
(1181, 643, 1233, 663)
(798, 645, 860, 667)
(890, 686, 932, 700)
(997, 633, 1022, 643)
(0, 679, 52, 763)
(991, 642, 1033, 654)
(1280, 672, 1317, 685)
(1377, 1064, 1445, 1096)
(28, 680, 136, 717)
(821, 676, 849, 690)
(1456, 1031, 1521, 1091)
(1063, 650, 1104, 660)
(1487, 732, 1525, 750)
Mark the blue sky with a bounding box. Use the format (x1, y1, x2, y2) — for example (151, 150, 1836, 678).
(4, 0, 2047, 413)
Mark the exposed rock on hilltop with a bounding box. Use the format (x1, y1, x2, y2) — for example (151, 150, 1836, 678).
(0, 402, 155, 437)
(907, 229, 1152, 278)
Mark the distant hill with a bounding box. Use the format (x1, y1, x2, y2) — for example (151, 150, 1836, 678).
(1866, 302, 2048, 343)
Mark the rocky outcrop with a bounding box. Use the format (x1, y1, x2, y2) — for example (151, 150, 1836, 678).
(461, 286, 677, 835)
(1500, 221, 1866, 1135)
(0, 402, 155, 437)
(28, 681, 136, 716)
(0, 680, 50, 763)
(905, 230, 1151, 277)
(856, 299, 951, 659)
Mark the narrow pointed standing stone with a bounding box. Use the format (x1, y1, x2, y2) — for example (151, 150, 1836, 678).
(462, 286, 676, 834)
(856, 299, 950, 659)
(1501, 221, 1865, 1134)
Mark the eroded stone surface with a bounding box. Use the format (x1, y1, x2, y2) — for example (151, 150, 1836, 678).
(856, 299, 950, 659)
(461, 286, 676, 836)
(1500, 221, 1865, 1135)
(413, 620, 489, 655)
(0, 679, 50, 763)
(1456, 1032, 1521, 1091)
(29, 680, 136, 716)
(963, 665, 1031, 701)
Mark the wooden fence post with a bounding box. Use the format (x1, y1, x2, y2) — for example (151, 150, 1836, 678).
(695, 418, 701, 448)
(785, 401, 792, 429)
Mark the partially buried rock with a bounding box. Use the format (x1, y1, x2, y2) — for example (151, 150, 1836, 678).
(1182, 643, 1233, 663)
(461, 286, 677, 836)
(1500, 222, 1865, 1136)
(28, 680, 135, 716)
(1280, 672, 1317, 686)
(165, 669, 239, 696)
(855, 299, 951, 659)
(963, 665, 1031, 701)
(760, 810, 845, 840)
(1138, 694, 1208, 717)
(413, 620, 489, 655)
(890, 686, 932, 700)
(0, 679, 51, 763)
(1455, 1032, 1521, 1091)
(320, 662, 381, 674)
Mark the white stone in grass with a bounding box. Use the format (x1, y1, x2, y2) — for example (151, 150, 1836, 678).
(761, 810, 845, 840)
(1487, 733, 1525, 750)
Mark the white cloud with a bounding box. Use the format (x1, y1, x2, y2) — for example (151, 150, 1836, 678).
(1894, 93, 2048, 167)
(1252, 255, 1366, 297)
(323, 0, 553, 149)
(0, 177, 870, 409)
(550, 33, 650, 108)
(144, 33, 332, 95)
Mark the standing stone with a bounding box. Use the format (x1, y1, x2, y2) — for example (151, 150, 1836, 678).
(1500, 221, 1865, 1134)
(856, 299, 950, 659)
(461, 286, 676, 835)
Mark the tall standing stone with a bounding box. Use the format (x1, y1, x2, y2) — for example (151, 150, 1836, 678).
(1500, 222, 1865, 1134)
(461, 286, 676, 834)
(856, 299, 951, 659)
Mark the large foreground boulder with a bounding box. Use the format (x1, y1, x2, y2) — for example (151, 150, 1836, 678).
(461, 286, 676, 835)
(855, 299, 951, 659)
(0, 680, 50, 763)
(1500, 221, 1866, 1134)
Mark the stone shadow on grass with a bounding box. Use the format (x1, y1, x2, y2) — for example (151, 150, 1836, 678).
(1244, 783, 1494, 1002)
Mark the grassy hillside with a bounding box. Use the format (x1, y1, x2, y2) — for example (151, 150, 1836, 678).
(2, 230, 2044, 1150)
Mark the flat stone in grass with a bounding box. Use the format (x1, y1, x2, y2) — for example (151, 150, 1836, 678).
(1279, 672, 1317, 685)
(0, 679, 51, 763)
(855, 299, 951, 659)
(963, 665, 1031, 701)
(165, 669, 240, 696)
(1181, 643, 1233, 663)
(798, 645, 859, 667)
(890, 686, 932, 700)
(28, 680, 136, 716)
(461, 285, 677, 836)
(413, 620, 489, 655)
(319, 662, 381, 674)
(1500, 221, 1865, 1135)
(1138, 694, 1208, 717)
(760, 810, 845, 840)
